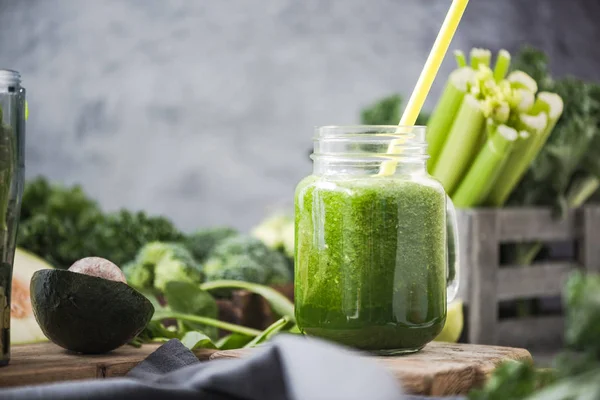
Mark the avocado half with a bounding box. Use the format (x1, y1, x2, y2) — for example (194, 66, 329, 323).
(30, 269, 154, 354)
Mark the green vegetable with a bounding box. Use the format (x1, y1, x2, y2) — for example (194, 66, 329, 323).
(470, 48, 492, 69)
(469, 361, 555, 400)
(454, 50, 467, 68)
(453, 124, 519, 208)
(243, 316, 292, 348)
(204, 235, 291, 287)
(426, 67, 475, 170)
(431, 93, 486, 194)
(252, 213, 294, 258)
(508, 49, 600, 216)
(164, 281, 218, 339)
(154, 250, 203, 293)
(485, 94, 563, 207)
(125, 242, 203, 292)
(424, 48, 565, 209)
(122, 261, 154, 289)
(216, 333, 253, 350)
(18, 177, 102, 268)
(493, 49, 511, 82)
(500, 47, 600, 265)
(180, 331, 217, 350)
(152, 310, 261, 337)
(134, 320, 179, 345)
(252, 213, 295, 276)
(201, 279, 295, 322)
(184, 227, 238, 263)
(18, 177, 184, 268)
(86, 210, 185, 268)
(204, 255, 269, 287)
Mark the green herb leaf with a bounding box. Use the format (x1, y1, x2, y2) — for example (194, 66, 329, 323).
(288, 324, 301, 334)
(468, 360, 541, 400)
(152, 310, 261, 337)
(563, 271, 600, 354)
(244, 316, 291, 348)
(180, 331, 217, 350)
(135, 320, 179, 344)
(216, 333, 254, 350)
(164, 281, 218, 339)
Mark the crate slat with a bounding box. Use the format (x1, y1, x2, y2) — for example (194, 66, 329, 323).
(496, 263, 577, 301)
(467, 212, 499, 345)
(578, 206, 600, 274)
(497, 316, 564, 349)
(497, 208, 579, 241)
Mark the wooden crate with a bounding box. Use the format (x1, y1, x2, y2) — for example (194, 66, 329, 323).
(458, 206, 600, 349)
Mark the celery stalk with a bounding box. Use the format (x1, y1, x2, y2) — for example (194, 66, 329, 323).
(493, 49, 511, 82)
(486, 93, 563, 206)
(454, 50, 467, 68)
(470, 48, 492, 69)
(507, 71, 538, 93)
(516, 89, 535, 113)
(485, 111, 549, 206)
(488, 100, 510, 124)
(427, 67, 475, 171)
(431, 94, 486, 194)
(453, 125, 519, 207)
(527, 92, 564, 157)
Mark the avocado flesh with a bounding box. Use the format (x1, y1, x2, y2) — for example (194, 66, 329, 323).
(30, 269, 154, 354)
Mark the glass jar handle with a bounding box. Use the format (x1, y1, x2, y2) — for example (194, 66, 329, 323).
(446, 195, 460, 303)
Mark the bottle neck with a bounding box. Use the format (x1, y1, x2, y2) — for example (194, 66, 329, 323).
(0, 70, 21, 93)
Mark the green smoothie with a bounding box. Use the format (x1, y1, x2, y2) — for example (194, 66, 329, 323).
(294, 175, 447, 353)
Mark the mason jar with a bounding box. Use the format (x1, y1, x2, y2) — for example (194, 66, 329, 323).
(294, 125, 458, 355)
(0, 70, 26, 366)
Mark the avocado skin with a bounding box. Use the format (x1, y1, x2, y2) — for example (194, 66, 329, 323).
(30, 269, 154, 354)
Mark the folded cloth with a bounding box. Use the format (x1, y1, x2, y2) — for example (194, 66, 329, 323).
(0, 334, 466, 400)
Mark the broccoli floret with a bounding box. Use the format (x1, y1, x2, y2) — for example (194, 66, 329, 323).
(184, 227, 238, 263)
(263, 248, 292, 286)
(252, 214, 295, 278)
(122, 261, 154, 290)
(137, 242, 188, 266)
(204, 255, 269, 284)
(204, 235, 292, 286)
(154, 253, 203, 292)
(127, 241, 203, 292)
(251, 214, 293, 256)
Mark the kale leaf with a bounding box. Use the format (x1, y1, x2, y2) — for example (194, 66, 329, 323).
(17, 176, 183, 268)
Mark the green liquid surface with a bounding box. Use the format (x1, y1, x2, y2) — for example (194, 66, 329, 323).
(294, 175, 447, 352)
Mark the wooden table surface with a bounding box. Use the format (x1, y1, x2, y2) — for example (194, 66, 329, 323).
(0, 341, 532, 396)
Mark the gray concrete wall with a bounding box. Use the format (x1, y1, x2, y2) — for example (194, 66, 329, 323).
(0, 0, 598, 231)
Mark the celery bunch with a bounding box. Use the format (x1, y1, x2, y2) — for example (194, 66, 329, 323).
(427, 48, 564, 208)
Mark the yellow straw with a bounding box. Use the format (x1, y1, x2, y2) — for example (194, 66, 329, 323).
(379, 0, 470, 176)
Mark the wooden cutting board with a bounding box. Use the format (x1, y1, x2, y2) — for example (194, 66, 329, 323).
(0, 341, 531, 396)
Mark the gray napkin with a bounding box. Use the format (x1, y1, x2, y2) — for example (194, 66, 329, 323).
(0, 334, 465, 400)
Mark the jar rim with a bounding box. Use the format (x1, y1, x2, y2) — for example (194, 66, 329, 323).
(315, 125, 427, 138)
